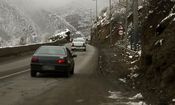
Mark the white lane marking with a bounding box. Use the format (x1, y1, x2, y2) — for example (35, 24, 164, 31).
(0, 69, 30, 80)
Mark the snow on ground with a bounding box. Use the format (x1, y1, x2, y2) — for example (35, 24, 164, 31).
(106, 91, 147, 105)
(108, 91, 123, 99)
(129, 93, 144, 100)
(127, 101, 147, 105)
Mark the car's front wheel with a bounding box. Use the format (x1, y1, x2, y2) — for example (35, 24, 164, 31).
(31, 71, 37, 77)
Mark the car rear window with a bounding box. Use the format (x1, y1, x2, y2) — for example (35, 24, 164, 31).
(73, 39, 84, 42)
(36, 46, 65, 55)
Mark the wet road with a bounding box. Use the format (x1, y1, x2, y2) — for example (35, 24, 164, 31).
(0, 45, 140, 105)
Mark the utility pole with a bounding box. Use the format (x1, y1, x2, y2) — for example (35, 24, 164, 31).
(90, 9, 93, 41)
(133, 0, 139, 51)
(109, 0, 112, 46)
(95, 0, 98, 44)
(96, 0, 98, 21)
(124, 0, 129, 48)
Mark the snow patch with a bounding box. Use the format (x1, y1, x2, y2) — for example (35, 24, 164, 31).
(129, 93, 144, 100)
(160, 13, 175, 24)
(129, 65, 139, 71)
(149, 10, 153, 14)
(129, 56, 133, 59)
(118, 78, 126, 83)
(129, 73, 139, 79)
(131, 60, 138, 64)
(138, 6, 143, 10)
(138, 50, 142, 56)
(155, 39, 164, 46)
(108, 91, 123, 99)
(127, 101, 147, 105)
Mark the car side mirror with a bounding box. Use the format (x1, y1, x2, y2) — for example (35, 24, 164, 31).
(72, 54, 77, 58)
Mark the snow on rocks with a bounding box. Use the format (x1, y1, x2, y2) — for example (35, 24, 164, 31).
(129, 65, 139, 71)
(149, 10, 153, 14)
(129, 93, 144, 100)
(159, 13, 175, 25)
(108, 91, 123, 99)
(129, 55, 133, 59)
(118, 78, 126, 83)
(113, 54, 117, 57)
(131, 60, 138, 64)
(154, 39, 164, 46)
(128, 73, 139, 79)
(138, 6, 143, 10)
(138, 50, 142, 56)
(149, 25, 153, 28)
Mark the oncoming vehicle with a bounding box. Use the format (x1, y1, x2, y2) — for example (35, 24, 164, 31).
(71, 38, 86, 51)
(30, 46, 77, 77)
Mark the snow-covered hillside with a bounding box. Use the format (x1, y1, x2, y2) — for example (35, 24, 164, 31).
(0, 0, 39, 47)
(0, 0, 85, 47)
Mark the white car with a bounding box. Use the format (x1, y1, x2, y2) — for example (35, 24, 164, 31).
(71, 38, 86, 51)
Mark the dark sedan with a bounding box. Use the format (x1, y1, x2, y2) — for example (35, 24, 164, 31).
(30, 46, 76, 77)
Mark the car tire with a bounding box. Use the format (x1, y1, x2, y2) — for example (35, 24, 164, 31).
(31, 71, 37, 77)
(70, 67, 74, 75)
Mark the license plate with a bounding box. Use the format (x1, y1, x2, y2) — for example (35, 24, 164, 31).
(42, 65, 55, 70)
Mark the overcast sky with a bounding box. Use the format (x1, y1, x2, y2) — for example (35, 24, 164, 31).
(8, 0, 110, 11)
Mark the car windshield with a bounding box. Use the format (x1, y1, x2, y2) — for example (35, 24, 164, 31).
(36, 46, 65, 55)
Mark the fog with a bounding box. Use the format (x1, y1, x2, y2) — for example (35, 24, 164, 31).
(8, 0, 109, 11)
(27, 0, 75, 9)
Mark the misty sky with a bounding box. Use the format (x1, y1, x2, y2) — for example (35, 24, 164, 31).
(30, 0, 109, 9)
(8, 0, 110, 11)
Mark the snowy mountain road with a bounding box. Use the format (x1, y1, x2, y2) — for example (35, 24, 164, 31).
(0, 45, 139, 105)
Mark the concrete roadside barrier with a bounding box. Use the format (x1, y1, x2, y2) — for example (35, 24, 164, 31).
(0, 39, 67, 57)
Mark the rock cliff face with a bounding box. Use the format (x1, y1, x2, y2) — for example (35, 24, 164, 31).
(138, 0, 175, 104)
(91, 0, 175, 104)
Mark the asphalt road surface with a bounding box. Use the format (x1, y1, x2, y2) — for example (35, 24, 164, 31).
(0, 45, 138, 105)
